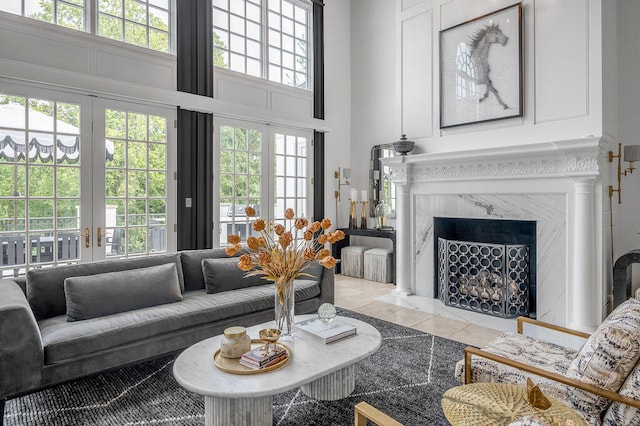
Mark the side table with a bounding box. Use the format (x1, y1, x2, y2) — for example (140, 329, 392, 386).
(441, 383, 588, 426)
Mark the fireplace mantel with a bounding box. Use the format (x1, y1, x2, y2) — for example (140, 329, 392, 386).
(382, 137, 609, 331)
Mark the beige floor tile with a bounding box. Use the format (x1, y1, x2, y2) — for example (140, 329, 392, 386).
(335, 295, 373, 310)
(448, 324, 503, 348)
(411, 316, 471, 339)
(379, 308, 435, 328)
(351, 300, 403, 319)
(334, 274, 501, 346)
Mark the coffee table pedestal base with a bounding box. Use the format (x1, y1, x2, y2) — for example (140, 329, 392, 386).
(205, 395, 272, 426)
(300, 365, 355, 400)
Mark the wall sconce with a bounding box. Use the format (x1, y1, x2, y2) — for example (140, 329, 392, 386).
(609, 143, 640, 204)
(334, 167, 351, 201)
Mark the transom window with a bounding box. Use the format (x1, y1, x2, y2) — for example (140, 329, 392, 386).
(98, 0, 170, 53)
(0, 0, 172, 53)
(213, 0, 311, 91)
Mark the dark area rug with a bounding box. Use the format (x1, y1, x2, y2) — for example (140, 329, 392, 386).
(4, 309, 467, 425)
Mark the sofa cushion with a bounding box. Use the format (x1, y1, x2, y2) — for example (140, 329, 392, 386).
(202, 257, 267, 293)
(39, 280, 320, 364)
(566, 298, 640, 420)
(27, 253, 184, 320)
(180, 248, 228, 291)
(64, 263, 183, 321)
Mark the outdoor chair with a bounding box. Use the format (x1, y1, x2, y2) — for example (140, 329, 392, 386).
(455, 298, 640, 425)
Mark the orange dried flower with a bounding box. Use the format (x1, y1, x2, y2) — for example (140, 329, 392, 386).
(227, 234, 241, 245)
(274, 224, 285, 235)
(321, 218, 331, 230)
(318, 234, 328, 244)
(304, 230, 313, 241)
(245, 206, 256, 217)
(295, 218, 308, 230)
(319, 256, 337, 269)
(334, 230, 345, 240)
(247, 236, 260, 250)
(303, 247, 316, 261)
(253, 219, 266, 232)
(284, 208, 295, 220)
(258, 251, 272, 266)
(225, 245, 237, 256)
(316, 248, 330, 259)
(279, 232, 292, 249)
(257, 236, 267, 247)
(238, 254, 253, 271)
(327, 232, 338, 244)
(309, 221, 321, 232)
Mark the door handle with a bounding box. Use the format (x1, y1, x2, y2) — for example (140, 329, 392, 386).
(85, 228, 90, 248)
(97, 227, 102, 248)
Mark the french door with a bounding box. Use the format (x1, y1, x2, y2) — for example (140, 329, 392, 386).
(0, 81, 175, 277)
(213, 117, 313, 247)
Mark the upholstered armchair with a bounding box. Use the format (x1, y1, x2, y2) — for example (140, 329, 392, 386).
(455, 298, 640, 425)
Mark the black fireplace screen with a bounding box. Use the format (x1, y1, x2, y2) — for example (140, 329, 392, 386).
(438, 238, 530, 318)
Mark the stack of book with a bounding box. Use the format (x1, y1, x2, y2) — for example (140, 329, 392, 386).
(239, 344, 287, 370)
(296, 317, 357, 343)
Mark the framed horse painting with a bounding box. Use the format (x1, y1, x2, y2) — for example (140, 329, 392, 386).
(439, 3, 522, 129)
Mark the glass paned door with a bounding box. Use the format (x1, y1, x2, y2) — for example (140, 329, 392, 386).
(96, 101, 175, 259)
(0, 89, 90, 277)
(216, 121, 265, 247)
(213, 119, 312, 248)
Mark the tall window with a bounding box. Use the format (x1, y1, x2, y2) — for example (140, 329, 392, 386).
(104, 109, 169, 256)
(0, 0, 172, 53)
(0, 94, 83, 276)
(217, 123, 263, 245)
(214, 120, 312, 247)
(213, 0, 311, 90)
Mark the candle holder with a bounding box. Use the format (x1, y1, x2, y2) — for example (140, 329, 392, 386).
(360, 201, 368, 229)
(349, 201, 358, 229)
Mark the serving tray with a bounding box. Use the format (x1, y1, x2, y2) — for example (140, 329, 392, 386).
(212, 339, 291, 375)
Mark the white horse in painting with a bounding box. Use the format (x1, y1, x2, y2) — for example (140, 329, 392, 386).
(468, 23, 510, 109)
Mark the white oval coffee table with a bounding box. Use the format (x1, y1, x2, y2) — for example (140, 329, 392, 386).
(173, 314, 381, 426)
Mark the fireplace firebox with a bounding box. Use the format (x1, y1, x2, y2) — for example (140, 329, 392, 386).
(433, 217, 537, 318)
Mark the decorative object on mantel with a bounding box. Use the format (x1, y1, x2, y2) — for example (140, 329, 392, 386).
(439, 3, 523, 128)
(226, 207, 344, 338)
(375, 202, 393, 229)
(608, 142, 640, 204)
(392, 135, 415, 156)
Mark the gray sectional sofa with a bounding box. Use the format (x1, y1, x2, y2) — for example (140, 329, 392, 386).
(0, 248, 334, 418)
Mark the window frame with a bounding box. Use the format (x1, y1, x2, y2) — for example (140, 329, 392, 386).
(213, 0, 313, 92)
(0, 0, 174, 54)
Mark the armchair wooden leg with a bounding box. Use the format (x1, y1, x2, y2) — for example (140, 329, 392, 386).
(354, 402, 404, 426)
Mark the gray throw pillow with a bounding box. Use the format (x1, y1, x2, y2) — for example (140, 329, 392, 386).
(64, 263, 183, 321)
(202, 258, 268, 294)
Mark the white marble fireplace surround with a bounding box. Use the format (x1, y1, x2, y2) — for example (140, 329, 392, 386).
(382, 137, 608, 332)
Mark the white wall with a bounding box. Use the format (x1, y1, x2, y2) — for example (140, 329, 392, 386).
(323, 0, 352, 228)
(349, 0, 398, 231)
(615, 0, 640, 293)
